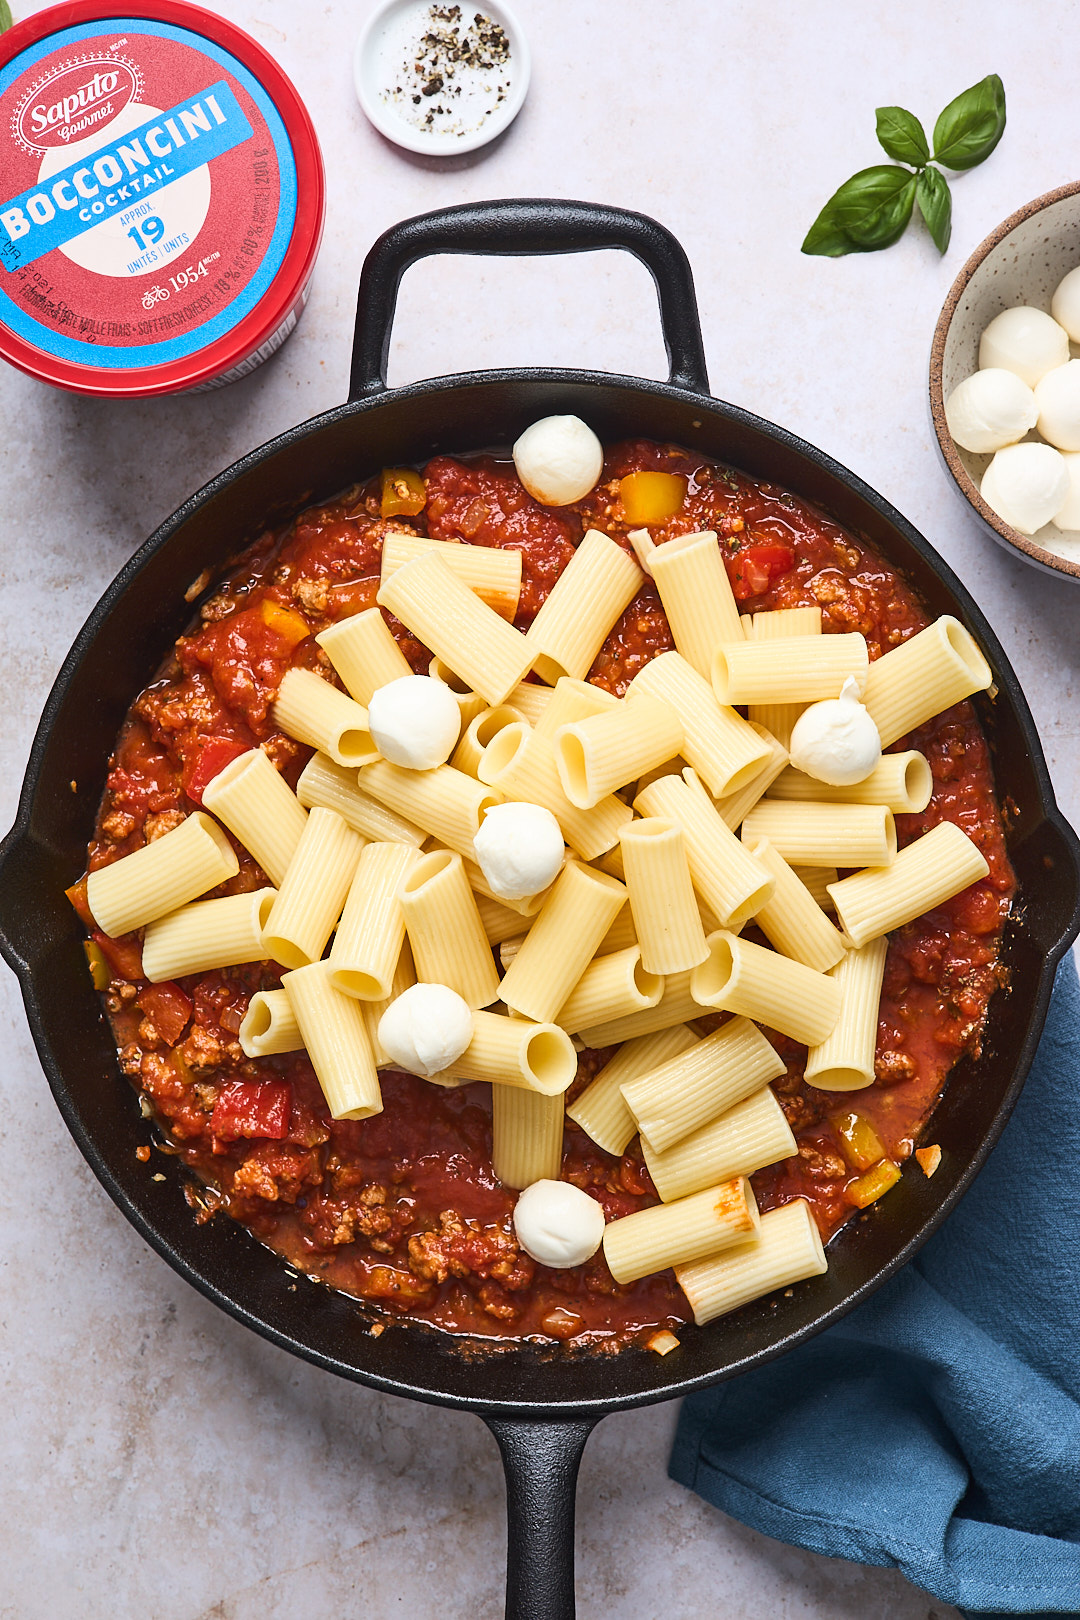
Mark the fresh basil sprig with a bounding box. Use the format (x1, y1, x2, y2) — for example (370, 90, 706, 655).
(802, 74, 1005, 258)
(0, 2, 12, 34)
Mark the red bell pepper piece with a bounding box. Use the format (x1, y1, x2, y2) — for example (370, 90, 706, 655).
(91, 928, 144, 982)
(211, 1080, 292, 1141)
(137, 981, 193, 1045)
(184, 737, 249, 806)
(726, 540, 795, 601)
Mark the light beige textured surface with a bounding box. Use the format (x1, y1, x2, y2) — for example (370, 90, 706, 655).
(4, 0, 1078, 1615)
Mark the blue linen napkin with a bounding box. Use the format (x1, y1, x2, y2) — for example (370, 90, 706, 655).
(670, 952, 1080, 1618)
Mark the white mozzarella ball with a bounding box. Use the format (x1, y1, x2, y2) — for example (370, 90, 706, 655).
(473, 802, 565, 900)
(512, 415, 604, 506)
(789, 677, 882, 786)
(1051, 265, 1080, 341)
(1053, 452, 1080, 529)
(367, 675, 461, 770)
(980, 442, 1070, 535)
(979, 306, 1070, 387)
(944, 368, 1037, 453)
(1034, 360, 1080, 451)
(377, 983, 473, 1078)
(513, 1179, 606, 1268)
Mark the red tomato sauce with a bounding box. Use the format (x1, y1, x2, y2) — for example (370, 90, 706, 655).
(86, 441, 1015, 1349)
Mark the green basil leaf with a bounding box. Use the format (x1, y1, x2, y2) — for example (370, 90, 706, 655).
(801, 209, 856, 258)
(875, 105, 929, 166)
(0, 1, 12, 32)
(932, 74, 1006, 171)
(916, 165, 952, 253)
(829, 165, 917, 249)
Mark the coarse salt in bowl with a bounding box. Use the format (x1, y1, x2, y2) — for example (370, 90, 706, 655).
(354, 0, 530, 157)
(0, 0, 324, 397)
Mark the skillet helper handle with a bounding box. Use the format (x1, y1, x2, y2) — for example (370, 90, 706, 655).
(350, 197, 710, 400)
(483, 1414, 599, 1620)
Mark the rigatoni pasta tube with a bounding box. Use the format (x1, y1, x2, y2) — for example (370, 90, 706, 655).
(329, 842, 419, 998)
(714, 724, 790, 831)
(567, 1024, 698, 1156)
(380, 533, 522, 619)
(506, 680, 554, 726)
(201, 749, 308, 887)
(524, 528, 643, 684)
(142, 888, 277, 983)
(239, 989, 303, 1058)
(435, 1010, 576, 1094)
(648, 530, 743, 676)
(451, 704, 527, 779)
(281, 962, 382, 1120)
(635, 767, 774, 931)
(271, 668, 379, 768)
(643, 1086, 796, 1203)
(792, 865, 838, 909)
(492, 1085, 564, 1189)
(577, 967, 704, 1047)
(604, 1177, 759, 1284)
(619, 817, 708, 974)
(675, 1199, 827, 1324)
(554, 694, 683, 809)
(477, 722, 630, 860)
(621, 1016, 786, 1154)
(804, 937, 888, 1091)
(692, 930, 842, 1047)
(315, 607, 411, 704)
(429, 658, 487, 728)
(554, 945, 662, 1033)
(297, 753, 426, 845)
(534, 675, 619, 739)
(861, 616, 992, 748)
(362, 939, 416, 1065)
(398, 850, 501, 1008)
(745, 605, 822, 748)
(827, 820, 990, 948)
(263, 807, 363, 970)
(767, 752, 933, 815)
(749, 838, 847, 974)
(476, 891, 537, 945)
(499, 860, 627, 1023)
(596, 905, 637, 956)
(741, 800, 897, 869)
(713, 632, 869, 706)
(86, 811, 238, 938)
(378, 552, 534, 705)
(626, 651, 769, 798)
(359, 759, 502, 861)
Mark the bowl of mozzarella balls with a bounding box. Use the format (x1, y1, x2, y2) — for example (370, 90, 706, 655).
(930, 180, 1080, 580)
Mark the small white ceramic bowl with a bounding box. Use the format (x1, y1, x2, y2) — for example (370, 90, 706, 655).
(930, 180, 1080, 582)
(355, 0, 530, 157)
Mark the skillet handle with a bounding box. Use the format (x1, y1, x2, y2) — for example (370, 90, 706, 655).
(349, 198, 710, 400)
(483, 1414, 599, 1620)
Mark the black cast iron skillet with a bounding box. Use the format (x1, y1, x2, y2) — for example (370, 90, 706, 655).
(1, 200, 1078, 1619)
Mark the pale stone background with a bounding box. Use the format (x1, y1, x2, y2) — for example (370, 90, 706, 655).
(1, 1, 1076, 1615)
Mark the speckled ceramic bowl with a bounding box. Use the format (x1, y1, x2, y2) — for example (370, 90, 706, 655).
(930, 180, 1080, 580)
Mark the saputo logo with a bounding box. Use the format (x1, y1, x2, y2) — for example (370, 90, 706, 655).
(12, 54, 142, 152)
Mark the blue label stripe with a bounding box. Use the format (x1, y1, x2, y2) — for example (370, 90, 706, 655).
(0, 81, 252, 270)
(0, 19, 299, 369)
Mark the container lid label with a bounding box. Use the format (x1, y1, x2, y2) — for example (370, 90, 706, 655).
(0, 17, 298, 369)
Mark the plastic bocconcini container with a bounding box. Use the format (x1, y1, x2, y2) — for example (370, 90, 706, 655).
(0, 0, 324, 395)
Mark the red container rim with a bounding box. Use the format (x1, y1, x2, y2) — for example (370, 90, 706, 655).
(0, 0, 325, 396)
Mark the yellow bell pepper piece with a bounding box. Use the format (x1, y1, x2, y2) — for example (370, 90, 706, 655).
(381, 467, 426, 518)
(83, 939, 110, 991)
(260, 598, 311, 650)
(618, 470, 687, 525)
(848, 1158, 902, 1208)
(832, 1110, 885, 1172)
